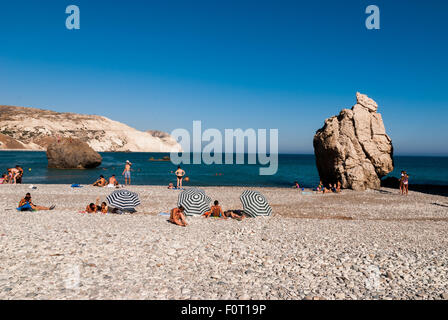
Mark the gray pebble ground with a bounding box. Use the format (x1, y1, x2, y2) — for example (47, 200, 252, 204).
(1, 185, 447, 300)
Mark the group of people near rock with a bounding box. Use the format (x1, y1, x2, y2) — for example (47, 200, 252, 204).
(316, 181, 342, 193)
(1, 165, 24, 184)
(169, 200, 246, 227)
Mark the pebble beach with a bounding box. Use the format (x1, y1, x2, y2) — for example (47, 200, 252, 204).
(1, 184, 448, 300)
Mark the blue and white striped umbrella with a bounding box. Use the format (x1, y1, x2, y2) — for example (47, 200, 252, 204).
(106, 189, 140, 210)
(240, 190, 272, 217)
(178, 188, 211, 216)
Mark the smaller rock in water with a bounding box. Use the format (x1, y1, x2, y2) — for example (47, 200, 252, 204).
(46, 138, 102, 169)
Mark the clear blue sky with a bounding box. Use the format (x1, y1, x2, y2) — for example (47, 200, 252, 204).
(0, 0, 447, 155)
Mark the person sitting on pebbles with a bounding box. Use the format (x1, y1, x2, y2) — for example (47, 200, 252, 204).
(107, 175, 119, 187)
(169, 205, 188, 227)
(203, 200, 225, 219)
(92, 175, 107, 187)
(17, 193, 55, 211)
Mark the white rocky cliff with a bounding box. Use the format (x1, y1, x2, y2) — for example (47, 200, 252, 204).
(0, 106, 182, 152)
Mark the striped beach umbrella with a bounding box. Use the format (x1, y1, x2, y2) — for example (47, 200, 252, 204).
(178, 188, 211, 216)
(106, 189, 141, 210)
(240, 190, 272, 217)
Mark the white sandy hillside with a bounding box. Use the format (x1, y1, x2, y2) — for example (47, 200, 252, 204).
(0, 105, 182, 152)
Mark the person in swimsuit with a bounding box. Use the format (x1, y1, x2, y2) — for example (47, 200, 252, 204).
(402, 171, 409, 195)
(0, 173, 6, 184)
(170, 205, 188, 227)
(18, 193, 55, 211)
(204, 200, 225, 218)
(223, 209, 246, 221)
(15, 165, 24, 184)
(99, 201, 108, 214)
(336, 181, 342, 193)
(122, 160, 132, 186)
(85, 197, 102, 213)
(399, 171, 405, 194)
(108, 175, 119, 187)
(93, 175, 107, 187)
(293, 181, 300, 189)
(8, 167, 20, 184)
(175, 166, 185, 189)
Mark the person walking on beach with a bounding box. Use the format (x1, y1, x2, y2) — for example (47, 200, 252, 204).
(122, 160, 132, 186)
(169, 205, 188, 227)
(175, 165, 185, 189)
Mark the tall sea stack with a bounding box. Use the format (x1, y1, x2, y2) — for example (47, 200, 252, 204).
(313, 92, 394, 190)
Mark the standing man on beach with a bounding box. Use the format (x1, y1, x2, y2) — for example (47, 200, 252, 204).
(175, 165, 185, 189)
(122, 160, 132, 186)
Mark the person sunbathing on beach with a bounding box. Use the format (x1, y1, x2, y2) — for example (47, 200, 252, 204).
(100, 201, 108, 214)
(85, 197, 101, 213)
(170, 205, 188, 227)
(175, 166, 185, 189)
(223, 209, 246, 221)
(204, 200, 225, 218)
(108, 175, 119, 187)
(93, 175, 107, 187)
(86, 202, 97, 213)
(18, 193, 55, 211)
(167, 182, 174, 189)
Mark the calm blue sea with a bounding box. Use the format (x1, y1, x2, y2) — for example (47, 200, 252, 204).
(1, 152, 447, 187)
